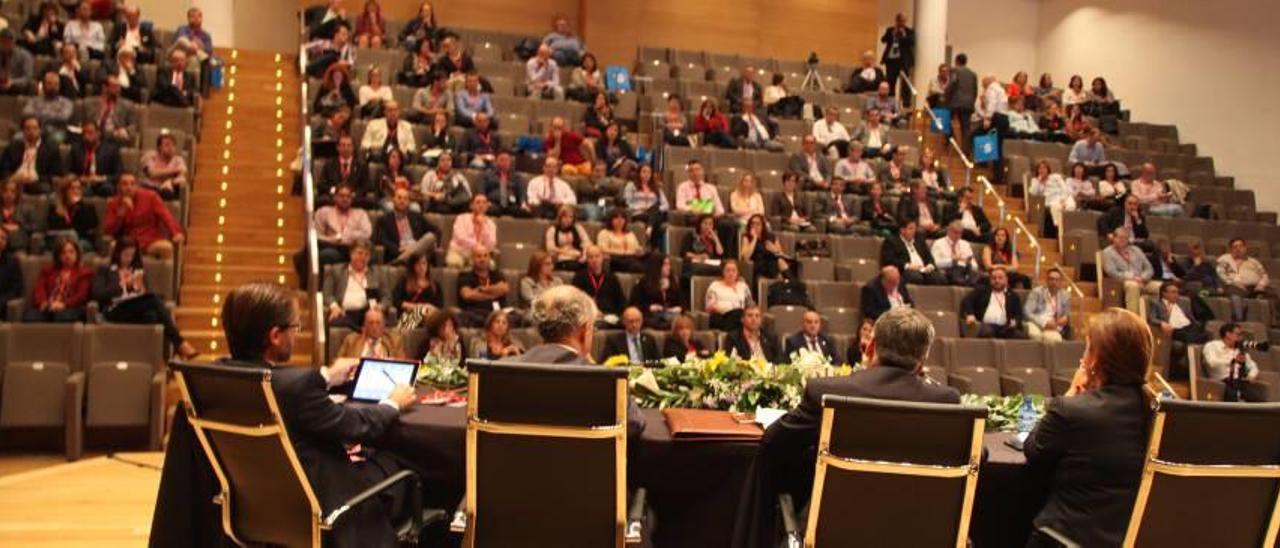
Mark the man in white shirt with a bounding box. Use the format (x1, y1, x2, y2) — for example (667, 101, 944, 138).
(731, 101, 783, 152)
(833, 143, 875, 189)
(1024, 268, 1072, 342)
(1202, 323, 1266, 402)
(976, 75, 1009, 123)
(1216, 237, 1280, 325)
(524, 157, 577, 218)
(359, 100, 415, 160)
(674, 159, 724, 216)
(1006, 96, 1041, 138)
(313, 184, 372, 266)
(962, 266, 1024, 339)
(930, 221, 978, 286)
(812, 106, 850, 158)
(787, 134, 832, 191)
(526, 44, 564, 100)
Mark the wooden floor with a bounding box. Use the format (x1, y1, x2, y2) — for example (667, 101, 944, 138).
(0, 453, 162, 546)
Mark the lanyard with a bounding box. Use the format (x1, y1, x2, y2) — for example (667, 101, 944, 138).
(587, 271, 605, 295)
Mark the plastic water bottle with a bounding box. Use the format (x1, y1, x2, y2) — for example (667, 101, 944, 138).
(1017, 397, 1038, 434)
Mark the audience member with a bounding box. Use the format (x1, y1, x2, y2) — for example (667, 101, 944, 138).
(390, 253, 440, 330)
(88, 235, 196, 357)
(456, 245, 508, 328)
(525, 157, 578, 217)
(932, 221, 980, 286)
(308, 184, 370, 269)
(661, 94, 691, 146)
(693, 97, 735, 149)
(976, 74, 1010, 135)
(467, 309, 523, 359)
(1025, 267, 1072, 342)
(54, 43, 89, 98)
(682, 214, 727, 279)
(1068, 130, 1111, 178)
(418, 152, 471, 213)
(544, 204, 590, 270)
(740, 213, 796, 284)
(595, 122, 637, 179)
(896, 182, 943, 238)
(1147, 282, 1209, 370)
(762, 73, 794, 117)
(1150, 239, 1184, 283)
(1007, 97, 1054, 141)
(863, 82, 902, 126)
(425, 309, 466, 363)
(1102, 227, 1157, 312)
(846, 50, 885, 93)
(1180, 241, 1221, 291)
(482, 151, 528, 217)
(731, 101, 783, 152)
(544, 116, 591, 175)
(1063, 103, 1092, 142)
(571, 160, 616, 221)
(1203, 323, 1267, 402)
(356, 66, 393, 117)
(859, 181, 898, 236)
(304, 22, 355, 78)
(2, 116, 61, 194)
(851, 110, 892, 159)
(630, 254, 686, 330)
(305, 0, 348, 40)
(662, 314, 709, 362)
(915, 148, 949, 193)
(812, 106, 850, 159)
(729, 172, 765, 223)
(336, 307, 403, 359)
(68, 121, 120, 196)
(1129, 162, 1182, 217)
(1062, 75, 1087, 106)
(881, 219, 944, 285)
(861, 265, 913, 321)
(321, 240, 382, 329)
(0, 230, 20, 319)
(374, 187, 437, 264)
(1031, 160, 1072, 230)
(846, 318, 875, 366)
(784, 310, 837, 361)
(432, 36, 472, 85)
(571, 245, 624, 326)
(105, 174, 184, 259)
(1005, 72, 1034, 106)
(18, 4, 61, 57)
(1024, 308, 1150, 547)
(771, 172, 814, 232)
(724, 305, 780, 363)
(46, 178, 97, 251)
(568, 52, 605, 102)
(1097, 163, 1127, 202)
(152, 49, 196, 107)
(816, 178, 859, 235)
(1098, 194, 1151, 252)
(352, 0, 386, 49)
(725, 65, 763, 114)
(706, 259, 753, 331)
(397, 1, 438, 54)
(313, 65, 356, 117)
(1088, 77, 1117, 106)
(583, 91, 615, 138)
(926, 63, 949, 108)
(948, 187, 991, 242)
(598, 306, 658, 363)
(1217, 238, 1280, 325)
(877, 147, 911, 192)
(542, 13, 584, 66)
(1035, 73, 1063, 104)
(139, 133, 188, 200)
(621, 163, 668, 244)
(526, 44, 564, 100)
(517, 250, 562, 308)
(319, 135, 373, 207)
(105, 46, 146, 102)
(418, 110, 456, 166)
(1063, 162, 1105, 212)
(359, 100, 415, 161)
(23, 72, 74, 140)
(445, 194, 496, 268)
(400, 42, 439, 90)
(789, 135, 833, 191)
(962, 266, 1025, 338)
(982, 226, 1032, 289)
(675, 160, 725, 216)
(597, 208, 646, 272)
(0, 180, 33, 251)
(24, 238, 91, 322)
(63, 1, 104, 59)
(834, 143, 875, 188)
(0, 31, 33, 95)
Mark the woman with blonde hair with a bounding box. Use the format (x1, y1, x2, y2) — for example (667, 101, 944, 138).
(729, 172, 765, 223)
(1025, 308, 1152, 547)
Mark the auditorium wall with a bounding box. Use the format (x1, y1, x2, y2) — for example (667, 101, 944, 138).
(1036, 0, 1280, 214)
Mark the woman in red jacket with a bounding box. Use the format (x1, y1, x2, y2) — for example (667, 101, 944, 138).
(23, 238, 92, 322)
(693, 98, 735, 149)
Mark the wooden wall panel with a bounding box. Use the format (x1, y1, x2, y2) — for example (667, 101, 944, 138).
(305, 0, 878, 67)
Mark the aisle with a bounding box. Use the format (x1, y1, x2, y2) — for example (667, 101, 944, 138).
(174, 51, 311, 365)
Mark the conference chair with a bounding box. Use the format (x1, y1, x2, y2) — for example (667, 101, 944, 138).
(0, 323, 84, 460)
(947, 338, 1001, 395)
(780, 395, 987, 547)
(998, 340, 1052, 396)
(1034, 399, 1280, 547)
(450, 360, 648, 547)
(1048, 341, 1087, 395)
(82, 324, 166, 450)
(171, 361, 440, 547)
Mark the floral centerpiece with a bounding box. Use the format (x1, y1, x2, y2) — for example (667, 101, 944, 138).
(961, 393, 1047, 432)
(416, 355, 467, 390)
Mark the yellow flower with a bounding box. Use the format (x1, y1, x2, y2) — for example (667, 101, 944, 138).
(836, 364, 853, 377)
(603, 355, 631, 368)
(704, 351, 728, 374)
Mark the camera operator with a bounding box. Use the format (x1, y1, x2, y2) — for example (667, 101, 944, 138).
(1202, 323, 1269, 402)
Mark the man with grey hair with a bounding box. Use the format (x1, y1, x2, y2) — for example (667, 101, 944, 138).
(747, 306, 960, 541)
(512, 285, 646, 435)
(1101, 226, 1157, 313)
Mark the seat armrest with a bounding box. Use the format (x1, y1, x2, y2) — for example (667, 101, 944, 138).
(65, 371, 85, 461)
(450, 496, 467, 534)
(7, 298, 23, 322)
(1000, 374, 1027, 396)
(86, 301, 100, 323)
(150, 370, 166, 450)
(690, 311, 709, 330)
(948, 373, 973, 394)
(1030, 525, 1082, 548)
(324, 469, 422, 530)
(625, 487, 648, 545)
(778, 493, 802, 548)
(1197, 378, 1227, 402)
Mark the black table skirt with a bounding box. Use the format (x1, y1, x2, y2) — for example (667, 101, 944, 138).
(385, 407, 1043, 548)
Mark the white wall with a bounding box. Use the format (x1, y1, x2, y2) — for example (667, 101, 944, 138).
(1037, 0, 1280, 213)
(946, 0, 1039, 81)
(131, 0, 297, 52)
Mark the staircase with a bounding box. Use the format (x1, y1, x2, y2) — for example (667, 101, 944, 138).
(174, 51, 312, 365)
(915, 113, 1104, 331)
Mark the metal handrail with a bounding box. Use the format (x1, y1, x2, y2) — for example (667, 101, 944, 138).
(975, 174, 1085, 299)
(897, 73, 972, 187)
(299, 12, 325, 366)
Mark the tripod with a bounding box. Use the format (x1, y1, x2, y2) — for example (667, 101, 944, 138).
(800, 63, 825, 91)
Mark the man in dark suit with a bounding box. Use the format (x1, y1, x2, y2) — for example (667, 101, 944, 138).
(572, 246, 626, 327)
(152, 49, 197, 107)
(740, 306, 959, 547)
(723, 305, 782, 363)
(880, 13, 915, 97)
(945, 187, 993, 242)
(724, 65, 763, 114)
(1098, 194, 1151, 252)
(150, 282, 419, 548)
(510, 285, 647, 436)
(861, 265, 913, 321)
(599, 307, 660, 364)
(483, 150, 529, 217)
(318, 135, 374, 208)
(880, 219, 946, 285)
(1, 116, 63, 194)
(458, 111, 501, 168)
(68, 121, 122, 197)
(962, 266, 1025, 339)
(109, 6, 159, 63)
(944, 54, 978, 152)
(895, 182, 943, 238)
(783, 310, 837, 362)
(769, 172, 815, 231)
(846, 50, 886, 94)
(1147, 282, 1209, 373)
(730, 101, 783, 152)
(374, 187, 439, 264)
(815, 177, 860, 235)
(787, 135, 833, 191)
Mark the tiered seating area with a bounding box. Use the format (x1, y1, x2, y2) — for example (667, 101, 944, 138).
(303, 9, 1280, 403)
